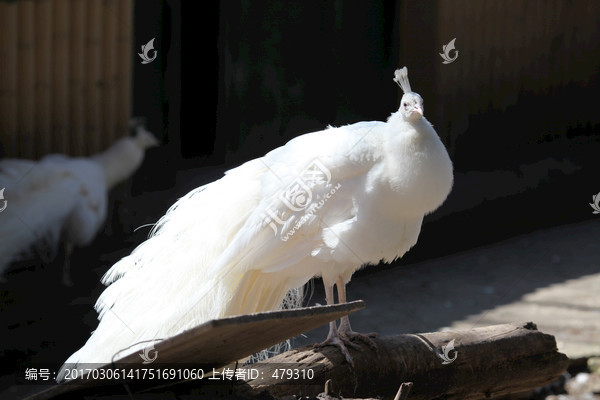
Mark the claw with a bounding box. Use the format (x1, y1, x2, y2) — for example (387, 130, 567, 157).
(316, 277, 378, 366)
(339, 329, 378, 351)
(314, 335, 355, 366)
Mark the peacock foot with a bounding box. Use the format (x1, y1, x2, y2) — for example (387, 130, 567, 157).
(338, 328, 378, 351)
(314, 334, 362, 366)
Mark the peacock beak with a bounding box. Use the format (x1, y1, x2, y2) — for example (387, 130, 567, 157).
(413, 105, 423, 116)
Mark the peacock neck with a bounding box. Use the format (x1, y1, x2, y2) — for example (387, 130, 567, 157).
(92, 139, 142, 190)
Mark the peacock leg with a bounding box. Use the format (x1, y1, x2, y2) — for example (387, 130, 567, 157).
(336, 276, 378, 350)
(61, 242, 74, 287)
(313, 278, 360, 365)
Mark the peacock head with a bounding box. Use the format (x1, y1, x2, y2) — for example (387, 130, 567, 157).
(393, 67, 424, 121)
(134, 128, 160, 149)
(130, 118, 160, 149)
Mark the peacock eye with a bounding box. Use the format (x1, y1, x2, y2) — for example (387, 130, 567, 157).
(403, 102, 408, 107)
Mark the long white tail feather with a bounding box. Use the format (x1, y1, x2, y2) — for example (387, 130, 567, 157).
(57, 158, 305, 381)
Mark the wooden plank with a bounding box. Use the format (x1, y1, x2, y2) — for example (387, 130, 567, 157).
(69, 0, 86, 155)
(85, 0, 103, 154)
(24, 301, 365, 400)
(52, 0, 70, 154)
(101, 0, 118, 148)
(34, 0, 53, 157)
(0, 1, 18, 157)
(115, 0, 133, 141)
(17, 0, 36, 157)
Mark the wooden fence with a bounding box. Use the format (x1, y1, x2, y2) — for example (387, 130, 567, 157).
(0, 0, 133, 159)
(400, 0, 600, 158)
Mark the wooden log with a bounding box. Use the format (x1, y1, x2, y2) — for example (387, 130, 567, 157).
(24, 320, 568, 400)
(241, 322, 569, 400)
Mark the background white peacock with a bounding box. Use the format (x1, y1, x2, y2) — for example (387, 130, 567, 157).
(0, 123, 159, 285)
(57, 67, 453, 379)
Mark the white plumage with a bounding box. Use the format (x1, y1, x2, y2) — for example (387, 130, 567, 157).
(0, 124, 158, 285)
(58, 67, 453, 379)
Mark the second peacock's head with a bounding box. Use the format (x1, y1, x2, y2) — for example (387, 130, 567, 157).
(399, 92, 424, 121)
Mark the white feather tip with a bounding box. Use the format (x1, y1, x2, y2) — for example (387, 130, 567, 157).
(393, 67, 411, 93)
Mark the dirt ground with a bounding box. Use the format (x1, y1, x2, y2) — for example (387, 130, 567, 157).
(296, 218, 600, 360)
